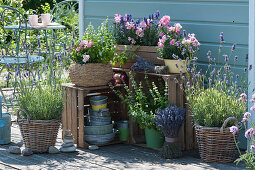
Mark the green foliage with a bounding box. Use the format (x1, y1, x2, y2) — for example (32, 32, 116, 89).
(17, 85, 63, 120)
(70, 20, 116, 64)
(188, 85, 246, 127)
(41, 2, 51, 13)
(22, 0, 63, 14)
(111, 72, 169, 130)
(235, 152, 255, 169)
(112, 45, 138, 67)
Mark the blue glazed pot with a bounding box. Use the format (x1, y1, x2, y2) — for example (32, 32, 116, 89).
(0, 113, 11, 144)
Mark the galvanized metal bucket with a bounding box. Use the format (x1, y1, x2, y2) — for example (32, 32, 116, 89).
(89, 96, 108, 110)
(0, 96, 11, 144)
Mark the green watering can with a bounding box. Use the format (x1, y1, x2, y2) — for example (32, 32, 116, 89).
(0, 96, 11, 144)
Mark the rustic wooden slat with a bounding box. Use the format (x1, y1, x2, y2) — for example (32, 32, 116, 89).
(167, 78, 177, 105)
(71, 88, 78, 144)
(66, 88, 72, 131)
(78, 89, 85, 148)
(62, 86, 67, 139)
(185, 104, 194, 150)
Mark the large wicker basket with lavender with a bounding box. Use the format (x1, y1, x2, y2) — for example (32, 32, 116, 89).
(195, 117, 239, 163)
(17, 109, 60, 153)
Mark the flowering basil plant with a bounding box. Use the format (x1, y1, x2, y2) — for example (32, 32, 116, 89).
(70, 19, 116, 64)
(113, 11, 160, 46)
(157, 15, 200, 60)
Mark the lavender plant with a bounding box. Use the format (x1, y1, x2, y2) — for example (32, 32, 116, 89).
(181, 32, 248, 127)
(154, 105, 185, 137)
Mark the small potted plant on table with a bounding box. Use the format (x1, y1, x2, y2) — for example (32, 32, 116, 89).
(69, 19, 115, 87)
(157, 15, 200, 73)
(113, 11, 164, 68)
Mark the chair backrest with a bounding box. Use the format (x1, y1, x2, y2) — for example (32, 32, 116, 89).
(0, 6, 27, 58)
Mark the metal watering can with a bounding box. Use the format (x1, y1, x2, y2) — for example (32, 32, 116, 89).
(0, 96, 11, 144)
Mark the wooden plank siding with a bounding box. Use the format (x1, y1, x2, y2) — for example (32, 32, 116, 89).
(80, 0, 249, 148)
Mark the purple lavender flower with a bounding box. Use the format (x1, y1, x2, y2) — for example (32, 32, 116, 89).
(234, 56, 238, 62)
(230, 126, 238, 135)
(183, 30, 187, 37)
(181, 48, 186, 55)
(172, 54, 178, 59)
(246, 54, 248, 61)
(244, 112, 251, 118)
(186, 81, 190, 88)
(249, 64, 253, 70)
(175, 63, 179, 68)
(244, 68, 247, 72)
(245, 128, 254, 138)
(231, 44, 236, 51)
(223, 54, 228, 62)
(219, 32, 224, 42)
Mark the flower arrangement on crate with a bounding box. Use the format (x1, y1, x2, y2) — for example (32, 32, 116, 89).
(69, 19, 115, 87)
(178, 32, 249, 163)
(157, 15, 200, 73)
(233, 94, 255, 169)
(154, 105, 185, 158)
(111, 72, 169, 148)
(112, 11, 164, 67)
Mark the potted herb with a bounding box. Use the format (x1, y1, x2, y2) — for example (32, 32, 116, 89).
(69, 19, 115, 87)
(181, 33, 248, 163)
(154, 105, 185, 158)
(157, 15, 200, 73)
(111, 73, 169, 148)
(113, 11, 164, 67)
(16, 66, 64, 153)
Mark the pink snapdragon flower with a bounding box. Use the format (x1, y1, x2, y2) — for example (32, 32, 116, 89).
(128, 37, 136, 44)
(158, 42, 164, 48)
(136, 27, 144, 37)
(139, 21, 147, 28)
(170, 39, 176, 46)
(114, 14, 122, 24)
(87, 41, 94, 48)
(80, 40, 88, 47)
(244, 112, 251, 118)
(159, 33, 165, 37)
(174, 23, 182, 30)
(123, 14, 128, 22)
(82, 55, 90, 63)
(168, 26, 175, 33)
(230, 126, 239, 135)
(242, 117, 248, 123)
(245, 128, 255, 138)
(159, 15, 170, 27)
(125, 22, 135, 30)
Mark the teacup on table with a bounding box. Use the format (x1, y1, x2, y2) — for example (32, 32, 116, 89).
(41, 13, 51, 26)
(28, 15, 38, 27)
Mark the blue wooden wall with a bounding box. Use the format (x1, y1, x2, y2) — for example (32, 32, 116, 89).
(80, 0, 249, 148)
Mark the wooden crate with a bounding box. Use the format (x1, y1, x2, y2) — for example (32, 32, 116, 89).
(113, 68, 196, 150)
(62, 83, 127, 148)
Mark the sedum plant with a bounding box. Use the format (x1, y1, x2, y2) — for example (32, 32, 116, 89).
(111, 72, 169, 130)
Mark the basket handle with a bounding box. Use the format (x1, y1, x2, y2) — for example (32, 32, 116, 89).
(220, 117, 238, 134)
(16, 108, 31, 124)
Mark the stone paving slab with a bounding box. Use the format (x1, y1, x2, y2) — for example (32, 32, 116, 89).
(0, 123, 245, 170)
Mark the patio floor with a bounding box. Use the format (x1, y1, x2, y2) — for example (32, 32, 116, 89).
(0, 122, 245, 170)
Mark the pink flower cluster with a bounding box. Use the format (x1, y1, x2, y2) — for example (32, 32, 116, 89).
(245, 128, 254, 139)
(76, 40, 94, 51)
(168, 23, 182, 34)
(136, 27, 144, 37)
(159, 15, 170, 27)
(82, 55, 90, 63)
(128, 37, 136, 44)
(182, 34, 200, 47)
(238, 93, 247, 102)
(114, 14, 122, 24)
(157, 34, 167, 48)
(230, 126, 239, 135)
(125, 22, 135, 30)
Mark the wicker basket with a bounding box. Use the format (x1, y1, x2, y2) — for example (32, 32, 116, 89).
(17, 109, 60, 153)
(195, 117, 239, 163)
(68, 63, 113, 87)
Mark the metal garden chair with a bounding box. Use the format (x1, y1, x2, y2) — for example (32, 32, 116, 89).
(0, 6, 44, 111)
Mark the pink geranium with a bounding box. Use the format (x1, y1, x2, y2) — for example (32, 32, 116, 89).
(159, 15, 170, 27)
(82, 55, 90, 63)
(170, 39, 176, 46)
(136, 27, 144, 37)
(158, 42, 164, 48)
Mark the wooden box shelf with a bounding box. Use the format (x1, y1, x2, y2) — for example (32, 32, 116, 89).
(113, 68, 195, 150)
(62, 83, 127, 148)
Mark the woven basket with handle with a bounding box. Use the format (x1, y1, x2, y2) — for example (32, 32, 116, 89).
(17, 109, 60, 153)
(195, 117, 239, 163)
(69, 63, 113, 87)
